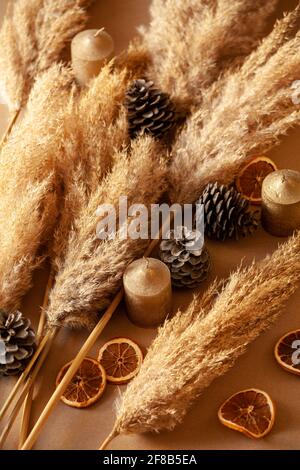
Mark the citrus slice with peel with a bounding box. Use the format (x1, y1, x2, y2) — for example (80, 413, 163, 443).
(98, 337, 143, 384)
(275, 330, 300, 376)
(236, 156, 277, 204)
(56, 357, 106, 408)
(218, 389, 275, 439)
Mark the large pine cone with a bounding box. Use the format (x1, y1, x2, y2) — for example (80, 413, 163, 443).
(0, 311, 36, 376)
(159, 226, 210, 289)
(197, 182, 259, 241)
(125, 78, 175, 139)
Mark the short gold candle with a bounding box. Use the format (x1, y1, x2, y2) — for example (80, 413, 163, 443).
(71, 28, 114, 87)
(261, 169, 300, 237)
(123, 257, 173, 328)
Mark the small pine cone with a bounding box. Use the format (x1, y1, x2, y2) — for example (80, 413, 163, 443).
(197, 182, 259, 241)
(125, 78, 175, 139)
(0, 311, 36, 376)
(159, 226, 211, 289)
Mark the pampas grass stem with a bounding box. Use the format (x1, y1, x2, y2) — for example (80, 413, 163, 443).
(99, 425, 119, 450)
(18, 270, 54, 448)
(0, 327, 57, 449)
(0, 109, 20, 149)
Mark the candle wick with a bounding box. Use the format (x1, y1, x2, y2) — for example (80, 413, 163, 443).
(94, 27, 105, 37)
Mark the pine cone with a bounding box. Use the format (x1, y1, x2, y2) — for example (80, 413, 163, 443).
(197, 182, 259, 241)
(0, 311, 36, 376)
(159, 226, 210, 289)
(125, 78, 175, 139)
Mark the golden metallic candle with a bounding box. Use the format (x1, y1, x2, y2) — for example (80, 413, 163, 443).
(262, 169, 300, 237)
(71, 28, 114, 87)
(123, 257, 173, 328)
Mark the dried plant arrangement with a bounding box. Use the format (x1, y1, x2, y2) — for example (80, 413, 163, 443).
(9, 1, 300, 449)
(101, 230, 300, 446)
(140, 0, 278, 108)
(0, 0, 93, 145)
(169, 5, 300, 204)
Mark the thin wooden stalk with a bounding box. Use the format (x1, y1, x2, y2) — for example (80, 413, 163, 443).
(19, 271, 53, 448)
(0, 327, 57, 449)
(0, 330, 52, 421)
(98, 425, 119, 450)
(20, 218, 171, 451)
(0, 109, 20, 149)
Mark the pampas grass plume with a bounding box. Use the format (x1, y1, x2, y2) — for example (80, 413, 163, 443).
(108, 231, 300, 440)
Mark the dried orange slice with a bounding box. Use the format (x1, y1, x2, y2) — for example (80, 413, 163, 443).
(56, 357, 106, 408)
(98, 337, 143, 384)
(218, 389, 275, 439)
(236, 156, 277, 204)
(275, 330, 300, 376)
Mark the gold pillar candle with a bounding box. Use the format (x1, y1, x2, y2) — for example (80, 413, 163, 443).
(71, 28, 114, 87)
(123, 258, 173, 328)
(262, 169, 300, 237)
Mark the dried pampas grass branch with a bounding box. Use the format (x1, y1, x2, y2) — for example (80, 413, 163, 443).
(169, 4, 300, 204)
(101, 231, 300, 448)
(0, 0, 93, 144)
(0, 64, 73, 313)
(141, 0, 278, 108)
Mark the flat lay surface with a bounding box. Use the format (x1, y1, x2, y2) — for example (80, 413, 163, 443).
(0, 0, 300, 450)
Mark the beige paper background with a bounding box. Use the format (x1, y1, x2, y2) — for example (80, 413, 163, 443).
(0, 0, 300, 450)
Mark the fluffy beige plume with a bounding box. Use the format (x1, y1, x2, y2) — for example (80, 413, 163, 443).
(0, 0, 92, 110)
(46, 136, 167, 330)
(169, 6, 300, 204)
(140, 0, 277, 107)
(110, 231, 300, 438)
(238, 4, 300, 80)
(0, 65, 73, 312)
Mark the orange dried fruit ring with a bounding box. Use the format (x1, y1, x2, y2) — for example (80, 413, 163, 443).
(98, 337, 143, 384)
(56, 357, 106, 408)
(236, 156, 277, 204)
(218, 388, 275, 439)
(275, 330, 300, 376)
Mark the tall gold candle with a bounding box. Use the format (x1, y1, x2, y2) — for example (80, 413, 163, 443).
(123, 257, 173, 328)
(71, 28, 114, 87)
(261, 169, 300, 237)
